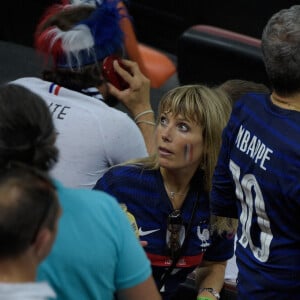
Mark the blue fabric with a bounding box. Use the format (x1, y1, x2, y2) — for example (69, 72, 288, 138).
(57, 0, 125, 68)
(94, 166, 234, 300)
(38, 180, 151, 300)
(211, 93, 300, 299)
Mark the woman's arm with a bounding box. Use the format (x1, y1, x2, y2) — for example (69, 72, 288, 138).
(195, 260, 227, 300)
(107, 59, 156, 154)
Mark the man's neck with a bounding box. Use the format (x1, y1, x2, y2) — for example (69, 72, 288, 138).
(0, 254, 36, 283)
(271, 91, 300, 111)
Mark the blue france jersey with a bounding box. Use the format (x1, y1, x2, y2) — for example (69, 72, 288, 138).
(211, 93, 300, 299)
(95, 166, 233, 300)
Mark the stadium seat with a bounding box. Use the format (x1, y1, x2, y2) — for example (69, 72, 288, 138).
(177, 25, 269, 87)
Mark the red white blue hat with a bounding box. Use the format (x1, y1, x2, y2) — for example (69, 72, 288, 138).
(35, 0, 126, 69)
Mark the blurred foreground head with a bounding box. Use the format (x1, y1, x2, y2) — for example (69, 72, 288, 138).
(0, 163, 59, 261)
(0, 84, 58, 171)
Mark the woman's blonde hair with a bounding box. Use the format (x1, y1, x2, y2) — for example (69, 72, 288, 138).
(126, 84, 232, 193)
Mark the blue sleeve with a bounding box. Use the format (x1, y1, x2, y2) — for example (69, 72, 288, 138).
(114, 198, 152, 289)
(93, 168, 114, 193)
(210, 117, 238, 218)
(204, 231, 234, 261)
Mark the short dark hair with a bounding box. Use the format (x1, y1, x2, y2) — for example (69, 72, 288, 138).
(0, 162, 59, 258)
(0, 84, 58, 171)
(261, 5, 300, 96)
(42, 62, 104, 93)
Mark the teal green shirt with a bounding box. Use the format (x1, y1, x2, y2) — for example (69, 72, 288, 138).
(38, 180, 151, 300)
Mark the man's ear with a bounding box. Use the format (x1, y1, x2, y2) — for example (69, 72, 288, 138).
(32, 228, 54, 262)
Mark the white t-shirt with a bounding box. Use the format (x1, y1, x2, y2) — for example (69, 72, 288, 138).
(12, 77, 148, 189)
(225, 235, 238, 283)
(0, 281, 56, 300)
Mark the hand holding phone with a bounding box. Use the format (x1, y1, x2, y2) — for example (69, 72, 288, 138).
(102, 55, 129, 90)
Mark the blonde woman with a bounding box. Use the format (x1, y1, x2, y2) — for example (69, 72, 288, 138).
(94, 85, 234, 300)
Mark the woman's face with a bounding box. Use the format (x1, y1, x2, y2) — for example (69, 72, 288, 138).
(156, 111, 204, 172)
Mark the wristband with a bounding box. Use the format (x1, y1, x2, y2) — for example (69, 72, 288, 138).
(197, 297, 212, 300)
(136, 120, 156, 126)
(134, 109, 154, 122)
(198, 287, 220, 299)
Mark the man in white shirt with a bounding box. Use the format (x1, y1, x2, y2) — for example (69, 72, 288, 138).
(14, 1, 156, 189)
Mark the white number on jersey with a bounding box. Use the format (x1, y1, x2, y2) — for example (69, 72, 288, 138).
(229, 160, 273, 262)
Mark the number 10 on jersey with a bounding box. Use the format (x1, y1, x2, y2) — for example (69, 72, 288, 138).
(230, 160, 273, 262)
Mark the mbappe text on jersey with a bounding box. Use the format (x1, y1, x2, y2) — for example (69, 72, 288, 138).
(235, 125, 273, 171)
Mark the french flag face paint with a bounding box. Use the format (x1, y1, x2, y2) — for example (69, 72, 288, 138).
(184, 144, 193, 162)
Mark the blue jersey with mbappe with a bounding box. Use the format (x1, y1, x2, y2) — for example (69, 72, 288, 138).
(95, 166, 233, 300)
(211, 93, 300, 299)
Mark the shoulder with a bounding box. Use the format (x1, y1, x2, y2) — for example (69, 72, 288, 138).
(226, 92, 269, 132)
(96, 164, 155, 190)
(10, 77, 94, 107)
(10, 77, 47, 94)
(54, 179, 121, 210)
(103, 164, 145, 181)
(233, 92, 269, 110)
(10, 78, 137, 123)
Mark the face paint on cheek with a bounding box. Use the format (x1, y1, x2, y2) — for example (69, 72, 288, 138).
(184, 144, 193, 162)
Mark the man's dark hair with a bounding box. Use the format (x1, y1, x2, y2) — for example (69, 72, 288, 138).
(0, 163, 59, 258)
(0, 84, 58, 171)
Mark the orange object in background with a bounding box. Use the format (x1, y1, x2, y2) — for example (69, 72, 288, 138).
(118, 1, 176, 89)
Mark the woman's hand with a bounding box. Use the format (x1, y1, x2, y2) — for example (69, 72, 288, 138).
(140, 240, 148, 247)
(107, 59, 151, 116)
(108, 59, 156, 154)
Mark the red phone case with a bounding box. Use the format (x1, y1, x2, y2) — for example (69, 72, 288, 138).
(102, 55, 129, 90)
